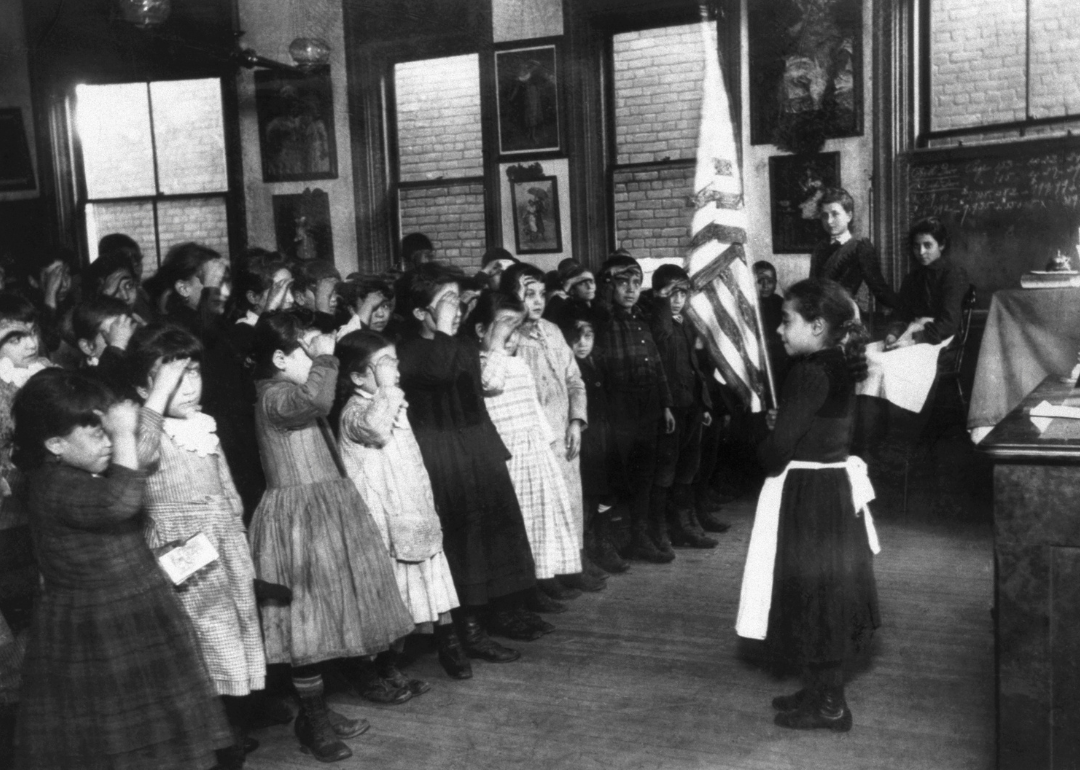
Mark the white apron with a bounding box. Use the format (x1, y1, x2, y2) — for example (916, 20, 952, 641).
(735, 456, 881, 641)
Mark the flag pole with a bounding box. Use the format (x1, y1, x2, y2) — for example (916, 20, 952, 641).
(697, 4, 778, 410)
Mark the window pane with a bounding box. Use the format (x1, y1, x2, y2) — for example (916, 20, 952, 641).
(157, 197, 230, 263)
(76, 83, 156, 199)
(399, 184, 485, 270)
(1029, 0, 1080, 119)
(612, 166, 694, 258)
(150, 79, 228, 194)
(395, 55, 483, 183)
(613, 24, 704, 164)
(85, 201, 158, 272)
(930, 0, 1027, 130)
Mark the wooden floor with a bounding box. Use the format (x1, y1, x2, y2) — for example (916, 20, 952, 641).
(246, 497, 995, 770)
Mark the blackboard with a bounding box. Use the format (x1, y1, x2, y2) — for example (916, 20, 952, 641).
(906, 136, 1080, 305)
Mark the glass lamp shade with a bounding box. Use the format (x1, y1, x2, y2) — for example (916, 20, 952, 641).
(289, 37, 332, 69)
(118, 0, 171, 28)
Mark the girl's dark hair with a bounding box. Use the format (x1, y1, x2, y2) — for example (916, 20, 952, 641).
(908, 216, 949, 254)
(401, 232, 434, 269)
(98, 233, 140, 259)
(783, 278, 868, 382)
(12, 369, 115, 470)
(230, 249, 290, 318)
(753, 260, 777, 276)
(463, 290, 525, 339)
(337, 276, 394, 314)
(558, 316, 594, 348)
(397, 262, 460, 333)
(480, 247, 516, 268)
(251, 307, 316, 380)
(83, 252, 136, 298)
(72, 296, 131, 344)
(498, 262, 545, 296)
(818, 187, 855, 217)
(144, 242, 221, 310)
(125, 322, 203, 390)
(0, 292, 38, 327)
(330, 329, 392, 436)
(651, 264, 690, 292)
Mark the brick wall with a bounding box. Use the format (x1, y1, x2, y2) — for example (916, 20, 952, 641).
(395, 55, 483, 183)
(613, 165, 694, 259)
(613, 24, 704, 165)
(931, 0, 1080, 130)
(399, 183, 486, 270)
(1029, 0, 1080, 119)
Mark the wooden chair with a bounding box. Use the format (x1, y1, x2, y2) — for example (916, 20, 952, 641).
(901, 284, 977, 513)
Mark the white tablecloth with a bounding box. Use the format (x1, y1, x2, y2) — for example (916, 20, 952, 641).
(855, 338, 952, 413)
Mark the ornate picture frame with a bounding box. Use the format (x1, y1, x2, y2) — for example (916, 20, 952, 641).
(495, 41, 561, 156)
(506, 163, 563, 254)
(255, 69, 338, 183)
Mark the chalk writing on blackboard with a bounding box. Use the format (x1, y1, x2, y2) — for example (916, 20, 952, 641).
(909, 141, 1080, 226)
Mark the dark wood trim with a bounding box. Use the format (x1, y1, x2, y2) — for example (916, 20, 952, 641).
(918, 115, 1080, 148)
(219, 73, 247, 259)
(610, 159, 696, 173)
(476, 1, 500, 254)
(917, 0, 931, 139)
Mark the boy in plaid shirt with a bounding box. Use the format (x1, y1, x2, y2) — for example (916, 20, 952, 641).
(595, 254, 675, 563)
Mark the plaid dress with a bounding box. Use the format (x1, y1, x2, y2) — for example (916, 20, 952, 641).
(516, 319, 586, 548)
(483, 352, 580, 579)
(138, 409, 266, 697)
(15, 463, 231, 770)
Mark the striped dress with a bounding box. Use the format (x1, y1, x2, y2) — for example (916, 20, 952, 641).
(338, 389, 459, 628)
(516, 319, 586, 548)
(482, 351, 581, 579)
(249, 356, 415, 666)
(137, 408, 266, 697)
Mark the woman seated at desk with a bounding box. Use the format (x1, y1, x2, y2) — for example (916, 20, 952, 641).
(884, 217, 969, 351)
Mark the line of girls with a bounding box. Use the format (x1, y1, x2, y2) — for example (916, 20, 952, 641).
(0, 237, 701, 769)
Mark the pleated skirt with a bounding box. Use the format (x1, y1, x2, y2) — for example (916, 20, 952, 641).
(765, 467, 881, 667)
(250, 478, 416, 667)
(14, 571, 231, 770)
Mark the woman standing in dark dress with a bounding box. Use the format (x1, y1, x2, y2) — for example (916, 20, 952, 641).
(809, 188, 900, 313)
(396, 263, 538, 659)
(736, 278, 881, 732)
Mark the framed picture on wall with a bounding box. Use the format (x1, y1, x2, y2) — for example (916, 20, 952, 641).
(0, 108, 36, 192)
(495, 41, 561, 156)
(748, 0, 863, 152)
(272, 188, 334, 263)
(769, 152, 841, 253)
(507, 163, 563, 254)
(255, 69, 338, 183)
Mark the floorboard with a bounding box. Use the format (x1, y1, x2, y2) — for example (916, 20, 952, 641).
(245, 497, 995, 770)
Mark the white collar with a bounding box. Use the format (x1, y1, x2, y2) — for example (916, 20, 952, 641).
(163, 412, 220, 456)
(831, 231, 852, 245)
(0, 358, 48, 389)
(236, 310, 260, 327)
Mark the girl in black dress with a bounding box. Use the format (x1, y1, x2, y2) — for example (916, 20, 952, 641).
(736, 278, 881, 732)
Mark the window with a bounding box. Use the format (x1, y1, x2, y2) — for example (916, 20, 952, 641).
(75, 78, 230, 277)
(609, 23, 708, 259)
(922, 0, 1080, 142)
(392, 54, 486, 269)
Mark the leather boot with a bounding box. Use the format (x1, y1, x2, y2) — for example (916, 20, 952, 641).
(771, 688, 810, 712)
(669, 506, 718, 548)
(434, 623, 473, 679)
(326, 709, 370, 739)
(458, 611, 521, 662)
(696, 506, 731, 533)
(581, 547, 610, 580)
(560, 569, 606, 593)
(538, 577, 581, 601)
(526, 585, 568, 614)
(647, 486, 676, 561)
(376, 650, 431, 696)
(294, 688, 352, 762)
(626, 521, 672, 563)
(774, 685, 852, 732)
(486, 609, 544, 641)
(592, 511, 630, 573)
(351, 659, 412, 705)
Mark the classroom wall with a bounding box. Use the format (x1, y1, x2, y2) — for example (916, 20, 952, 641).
(0, 0, 38, 205)
(236, 0, 359, 274)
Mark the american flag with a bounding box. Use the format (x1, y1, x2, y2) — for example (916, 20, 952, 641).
(682, 16, 773, 413)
